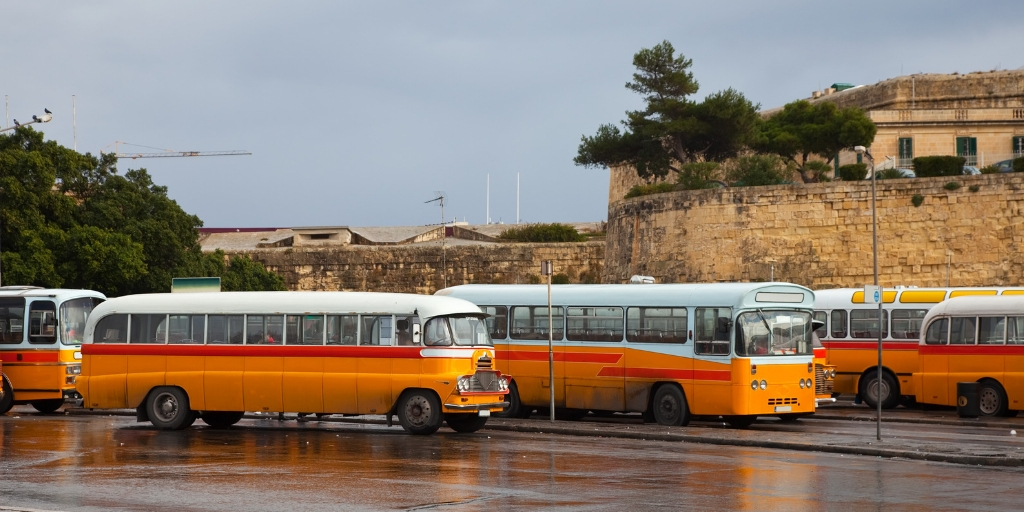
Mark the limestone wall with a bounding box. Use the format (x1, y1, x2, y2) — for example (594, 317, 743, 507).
(223, 242, 604, 294)
(604, 174, 1024, 288)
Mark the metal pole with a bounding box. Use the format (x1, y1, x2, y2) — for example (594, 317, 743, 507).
(870, 151, 882, 442)
(73, 95, 77, 152)
(548, 271, 554, 422)
(517, 173, 520, 224)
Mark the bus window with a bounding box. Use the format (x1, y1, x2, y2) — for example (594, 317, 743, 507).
(94, 314, 128, 343)
(247, 315, 283, 344)
(28, 301, 57, 344)
(326, 315, 357, 345)
(448, 316, 491, 346)
(169, 315, 205, 344)
(813, 311, 827, 338)
(735, 310, 813, 356)
(566, 307, 623, 342)
(1009, 317, 1024, 345)
(830, 310, 848, 338)
(510, 306, 564, 341)
(891, 309, 927, 339)
(694, 307, 731, 355)
(208, 315, 244, 344)
(626, 307, 687, 344)
(423, 317, 452, 346)
(978, 317, 1006, 345)
(949, 317, 977, 345)
(0, 298, 25, 344)
(361, 315, 393, 346)
(850, 310, 888, 339)
(480, 306, 508, 340)
(288, 315, 324, 345)
(130, 314, 167, 344)
(924, 318, 948, 345)
(60, 298, 100, 345)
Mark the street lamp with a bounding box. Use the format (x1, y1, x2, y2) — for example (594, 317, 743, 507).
(855, 145, 883, 441)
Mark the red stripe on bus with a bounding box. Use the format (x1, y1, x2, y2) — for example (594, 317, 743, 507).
(918, 345, 1024, 356)
(813, 348, 826, 358)
(596, 366, 731, 381)
(821, 341, 919, 351)
(504, 351, 623, 364)
(0, 352, 60, 363)
(81, 344, 426, 359)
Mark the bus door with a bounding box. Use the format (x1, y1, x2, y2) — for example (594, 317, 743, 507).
(508, 306, 565, 408)
(691, 307, 733, 415)
(564, 307, 625, 412)
(623, 307, 691, 413)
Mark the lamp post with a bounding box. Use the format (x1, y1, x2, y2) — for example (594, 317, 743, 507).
(855, 145, 883, 441)
(541, 260, 554, 422)
(1, 108, 53, 287)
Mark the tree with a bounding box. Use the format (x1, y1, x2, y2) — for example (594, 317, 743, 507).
(0, 127, 284, 294)
(757, 100, 877, 183)
(201, 250, 286, 291)
(574, 41, 761, 180)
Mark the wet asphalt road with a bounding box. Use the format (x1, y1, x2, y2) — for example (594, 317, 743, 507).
(2, 407, 1023, 511)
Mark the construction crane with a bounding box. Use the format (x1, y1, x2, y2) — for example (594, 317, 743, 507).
(103, 141, 251, 159)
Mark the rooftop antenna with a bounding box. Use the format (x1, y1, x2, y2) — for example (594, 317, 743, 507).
(486, 174, 490, 224)
(72, 95, 77, 151)
(517, 173, 520, 224)
(425, 191, 447, 288)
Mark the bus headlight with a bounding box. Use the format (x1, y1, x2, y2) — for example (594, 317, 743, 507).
(799, 379, 806, 389)
(830, 369, 837, 379)
(498, 377, 509, 392)
(751, 380, 759, 390)
(457, 377, 471, 392)
(759, 380, 767, 390)
(806, 378, 814, 388)
(66, 365, 81, 375)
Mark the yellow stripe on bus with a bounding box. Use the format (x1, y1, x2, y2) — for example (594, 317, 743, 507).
(949, 290, 997, 297)
(899, 290, 947, 303)
(1001, 290, 1024, 296)
(851, 291, 897, 303)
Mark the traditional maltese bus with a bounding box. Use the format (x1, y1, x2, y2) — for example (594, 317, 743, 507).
(0, 286, 106, 414)
(79, 292, 508, 435)
(912, 295, 1024, 417)
(436, 283, 818, 428)
(813, 287, 1024, 409)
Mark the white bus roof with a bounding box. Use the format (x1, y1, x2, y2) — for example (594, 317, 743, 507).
(813, 287, 1024, 309)
(924, 295, 1024, 320)
(87, 292, 482, 320)
(0, 287, 106, 301)
(436, 283, 814, 309)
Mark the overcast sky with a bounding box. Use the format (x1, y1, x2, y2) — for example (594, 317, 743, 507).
(4, 1, 1022, 228)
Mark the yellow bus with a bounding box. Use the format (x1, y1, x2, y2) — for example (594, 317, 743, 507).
(912, 295, 1024, 417)
(436, 283, 819, 428)
(813, 287, 1024, 409)
(0, 286, 106, 414)
(79, 291, 508, 435)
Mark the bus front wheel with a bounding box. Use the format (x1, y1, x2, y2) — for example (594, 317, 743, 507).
(496, 381, 531, 419)
(0, 377, 13, 414)
(978, 381, 1009, 417)
(31, 399, 64, 414)
(397, 390, 443, 435)
(201, 411, 245, 428)
(445, 413, 488, 433)
(859, 371, 900, 410)
(652, 385, 690, 426)
(147, 387, 195, 430)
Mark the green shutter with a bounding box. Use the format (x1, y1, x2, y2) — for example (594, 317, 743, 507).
(1014, 136, 1024, 156)
(956, 137, 977, 156)
(898, 138, 913, 165)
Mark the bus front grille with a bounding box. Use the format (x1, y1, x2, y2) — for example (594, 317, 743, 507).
(815, 364, 834, 395)
(467, 370, 502, 392)
(768, 397, 799, 405)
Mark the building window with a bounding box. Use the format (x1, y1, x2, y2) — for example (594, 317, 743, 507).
(1014, 136, 1024, 157)
(956, 137, 977, 166)
(898, 138, 913, 167)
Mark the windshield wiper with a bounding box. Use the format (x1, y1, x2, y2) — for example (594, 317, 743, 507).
(756, 309, 773, 351)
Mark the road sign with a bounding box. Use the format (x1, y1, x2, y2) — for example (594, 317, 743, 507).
(864, 285, 881, 304)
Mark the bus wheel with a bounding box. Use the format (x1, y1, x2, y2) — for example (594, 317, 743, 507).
(31, 399, 64, 414)
(978, 381, 1008, 417)
(496, 381, 524, 418)
(725, 415, 757, 428)
(147, 387, 194, 430)
(201, 411, 245, 428)
(859, 371, 900, 410)
(652, 385, 690, 426)
(445, 413, 488, 433)
(397, 390, 443, 435)
(0, 378, 14, 414)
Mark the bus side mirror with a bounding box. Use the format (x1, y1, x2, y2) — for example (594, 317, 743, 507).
(412, 323, 421, 344)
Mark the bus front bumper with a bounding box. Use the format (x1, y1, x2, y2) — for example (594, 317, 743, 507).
(444, 401, 509, 412)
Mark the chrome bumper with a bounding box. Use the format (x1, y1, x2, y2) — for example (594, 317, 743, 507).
(816, 397, 836, 406)
(445, 401, 509, 411)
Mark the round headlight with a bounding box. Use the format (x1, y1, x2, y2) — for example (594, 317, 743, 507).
(759, 379, 767, 390)
(806, 378, 814, 388)
(830, 369, 837, 378)
(751, 380, 759, 390)
(799, 379, 805, 389)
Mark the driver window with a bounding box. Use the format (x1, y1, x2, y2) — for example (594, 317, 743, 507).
(423, 318, 451, 346)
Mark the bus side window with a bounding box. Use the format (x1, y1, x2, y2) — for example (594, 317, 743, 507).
(94, 314, 128, 343)
(0, 298, 25, 344)
(1009, 317, 1024, 345)
(924, 318, 948, 345)
(694, 307, 731, 355)
(949, 317, 977, 345)
(130, 314, 167, 344)
(830, 310, 848, 338)
(28, 300, 57, 344)
(481, 306, 508, 340)
(813, 311, 827, 338)
(978, 316, 1006, 345)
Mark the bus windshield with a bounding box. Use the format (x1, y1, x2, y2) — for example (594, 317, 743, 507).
(735, 310, 813, 356)
(425, 315, 492, 347)
(60, 298, 102, 346)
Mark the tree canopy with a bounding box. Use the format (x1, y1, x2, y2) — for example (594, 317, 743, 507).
(574, 41, 761, 180)
(0, 127, 284, 295)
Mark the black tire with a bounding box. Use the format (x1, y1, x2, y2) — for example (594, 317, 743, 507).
(147, 387, 194, 430)
(396, 390, 443, 435)
(495, 381, 526, 418)
(0, 377, 14, 414)
(859, 370, 900, 410)
(725, 415, 757, 428)
(978, 381, 1009, 417)
(31, 399, 65, 414)
(445, 413, 488, 433)
(201, 411, 244, 428)
(651, 385, 690, 426)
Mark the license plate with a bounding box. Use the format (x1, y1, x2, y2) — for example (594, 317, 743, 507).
(478, 409, 491, 417)
(773, 406, 792, 413)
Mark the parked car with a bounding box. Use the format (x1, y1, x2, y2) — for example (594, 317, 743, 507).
(962, 165, 980, 175)
(871, 168, 915, 179)
(993, 160, 1016, 173)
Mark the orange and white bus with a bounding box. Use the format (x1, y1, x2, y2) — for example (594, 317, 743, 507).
(813, 287, 1024, 409)
(79, 292, 508, 435)
(437, 283, 819, 428)
(0, 286, 106, 414)
(912, 295, 1024, 416)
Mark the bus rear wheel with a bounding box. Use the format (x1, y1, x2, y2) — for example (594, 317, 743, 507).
(652, 385, 690, 426)
(978, 381, 1008, 417)
(31, 399, 64, 414)
(147, 387, 194, 430)
(201, 411, 245, 428)
(859, 371, 900, 410)
(0, 378, 14, 414)
(397, 390, 443, 435)
(445, 413, 488, 433)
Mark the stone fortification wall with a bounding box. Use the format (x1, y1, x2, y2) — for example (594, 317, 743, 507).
(604, 174, 1024, 288)
(223, 242, 604, 295)
(814, 70, 1024, 111)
